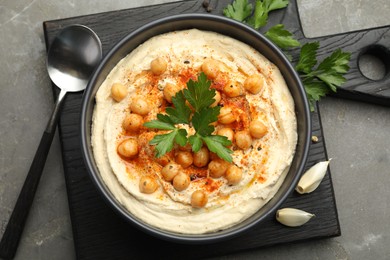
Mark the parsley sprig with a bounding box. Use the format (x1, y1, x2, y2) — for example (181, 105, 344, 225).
(223, 0, 351, 111)
(296, 42, 351, 110)
(264, 24, 300, 50)
(224, 0, 289, 29)
(144, 73, 233, 162)
(247, 0, 289, 29)
(223, 0, 253, 25)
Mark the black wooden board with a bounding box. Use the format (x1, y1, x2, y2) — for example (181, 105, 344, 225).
(42, 1, 342, 259)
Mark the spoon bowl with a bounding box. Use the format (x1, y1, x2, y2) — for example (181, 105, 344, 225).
(47, 25, 102, 92)
(0, 24, 102, 260)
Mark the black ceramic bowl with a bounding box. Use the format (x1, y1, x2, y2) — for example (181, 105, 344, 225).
(81, 14, 311, 244)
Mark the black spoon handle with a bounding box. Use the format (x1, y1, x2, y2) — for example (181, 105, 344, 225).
(0, 90, 67, 259)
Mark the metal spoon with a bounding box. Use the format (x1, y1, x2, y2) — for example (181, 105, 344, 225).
(0, 24, 102, 259)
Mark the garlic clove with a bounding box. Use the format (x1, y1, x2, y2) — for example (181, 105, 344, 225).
(295, 159, 331, 194)
(276, 208, 315, 227)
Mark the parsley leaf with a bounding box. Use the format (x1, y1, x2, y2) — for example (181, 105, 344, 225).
(302, 80, 330, 111)
(149, 129, 188, 158)
(156, 113, 175, 124)
(202, 135, 233, 163)
(188, 132, 233, 163)
(145, 91, 191, 128)
(165, 91, 191, 124)
(315, 70, 347, 92)
(188, 134, 203, 153)
(223, 0, 253, 22)
(184, 73, 216, 111)
(317, 49, 351, 74)
(188, 106, 221, 153)
(314, 49, 351, 91)
(296, 42, 351, 110)
(143, 120, 176, 130)
(184, 73, 232, 161)
(175, 129, 188, 147)
(248, 0, 289, 29)
(265, 0, 290, 10)
(295, 42, 319, 74)
(191, 106, 220, 136)
(265, 24, 300, 50)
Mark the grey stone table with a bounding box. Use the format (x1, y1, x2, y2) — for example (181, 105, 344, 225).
(0, 0, 389, 259)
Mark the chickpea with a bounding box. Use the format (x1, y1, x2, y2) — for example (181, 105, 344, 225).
(201, 59, 225, 79)
(225, 165, 243, 185)
(150, 57, 167, 75)
(217, 127, 234, 143)
(218, 106, 236, 124)
(249, 120, 268, 139)
(117, 138, 139, 158)
(235, 130, 252, 150)
(172, 172, 191, 191)
(223, 82, 242, 98)
(191, 190, 208, 208)
(244, 74, 265, 94)
(161, 162, 181, 182)
(111, 83, 127, 102)
(208, 159, 229, 178)
(130, 97, 151, 115)
(163, 83, 181, 103)
(210, 90, 221, 107)
(139, 176, 159, 194)
(193, 147, 210, 168)
(122, 113, 143, 132)
(175, 151, 193, 168)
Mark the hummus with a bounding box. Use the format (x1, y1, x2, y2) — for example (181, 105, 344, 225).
(91, 29, 297, 234)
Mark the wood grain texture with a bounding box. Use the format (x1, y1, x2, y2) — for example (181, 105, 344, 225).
(43, 1, 341, 259)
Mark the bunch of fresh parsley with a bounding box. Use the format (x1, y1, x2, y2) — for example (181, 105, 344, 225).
(144, 73, 233, 162)
(223, 0, 351, 110)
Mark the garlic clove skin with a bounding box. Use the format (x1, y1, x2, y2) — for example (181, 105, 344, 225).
(295, 160, 331, 194)
(276, 208, 315, 227)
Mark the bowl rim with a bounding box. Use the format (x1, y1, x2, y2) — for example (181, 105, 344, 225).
(80, 13, 311, 244)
